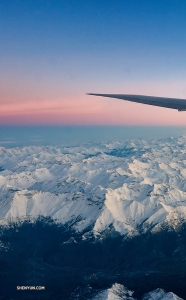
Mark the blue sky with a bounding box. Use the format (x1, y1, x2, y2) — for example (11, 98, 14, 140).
(1, 0, 186, 125)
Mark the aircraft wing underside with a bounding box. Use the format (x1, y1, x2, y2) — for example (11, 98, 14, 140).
(87, 93, 186, 111)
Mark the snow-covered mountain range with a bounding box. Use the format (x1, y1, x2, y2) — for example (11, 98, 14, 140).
(93, 284, 182, 300)
(1, 136, 186, 299)
(1, 136, 186, 236)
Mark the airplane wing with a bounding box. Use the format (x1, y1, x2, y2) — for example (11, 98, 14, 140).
(87, 93, 186, 111)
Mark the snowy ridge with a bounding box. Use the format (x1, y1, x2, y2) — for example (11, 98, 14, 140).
(142, 288, 182, 300)
(92, 284, 182, 300)
(1, 137, 186, 235)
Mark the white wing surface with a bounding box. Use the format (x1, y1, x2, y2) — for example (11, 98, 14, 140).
(87, 93, 186, 111)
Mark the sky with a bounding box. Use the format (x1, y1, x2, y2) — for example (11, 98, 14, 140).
(1, 0, 186, 126)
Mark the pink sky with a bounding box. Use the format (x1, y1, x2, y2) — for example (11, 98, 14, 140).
(1, 79, 186, 125)
(1, 1, 186, 127)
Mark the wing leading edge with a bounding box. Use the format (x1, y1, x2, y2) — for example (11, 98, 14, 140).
(87, 93, 186, 111)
